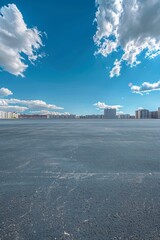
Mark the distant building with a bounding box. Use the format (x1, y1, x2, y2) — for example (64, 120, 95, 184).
(48, 114, 76, 119)
(0, 111, 19, 119)
(158, 108, 160, 119)
(19, 114, 76, 119)
(118, 114, 130, 119)
(78, 115, 103, 119)
(19, 114, 48, 119)
(150, 111, 158, 119)
(135, 109, 149, 119)
(104, 108, 116, 119)
(135, 110, 138, 119)
(140, 109, 149, 119)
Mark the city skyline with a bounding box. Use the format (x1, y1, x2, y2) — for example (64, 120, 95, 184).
(1, 1, 160, 115)
(1, 106, 160, 120)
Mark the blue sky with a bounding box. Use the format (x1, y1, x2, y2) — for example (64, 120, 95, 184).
(0, 0, 160, 115)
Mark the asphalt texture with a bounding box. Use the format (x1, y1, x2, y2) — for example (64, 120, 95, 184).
(0, 120, 160, 240)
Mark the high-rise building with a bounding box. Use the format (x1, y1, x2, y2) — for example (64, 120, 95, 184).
(158, 108, 160, 119)
(135, 110, 138, 119)
(135, 109, 149, 119)
(140, 109, 149, 119)
(150, 111, 158, 119)
(104, 108, 116, 119)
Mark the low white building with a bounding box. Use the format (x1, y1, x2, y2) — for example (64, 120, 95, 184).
(0, 111, 19, 119)
(118, 114, 130, 119)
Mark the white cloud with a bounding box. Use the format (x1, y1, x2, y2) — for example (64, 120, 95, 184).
(1, 99, 63, 110)
(130, 80, 160, 95)
(94, 0, 160, 77)
(117, 111, 124, 115)
(0, 99, 9, 106)
(109, 59, 121, 78)
(0, 4, 44, 76)
(0, 87, 13, 97)
(94, 101, 123, 110)
(29, 110, 70, 115)
(0, 96, 64, 113)
(0, 105, 28, 112)
(128, 82, 133, 87)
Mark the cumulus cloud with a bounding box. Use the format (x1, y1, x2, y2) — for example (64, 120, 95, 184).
(0, 105, 28, 112)
(94, 101, 123, 110)
(117, 111, 124, 115)
(0, 99, 9, 106)
(109, 59, 121, 78)
(29, 110, 70, 115)
(0, 4, 44, 76)
(0, 87, 13, 97)
(0, 97, 64, 113)
(130, 80, 160, 95)
(2, 99, 64, 110)
(94, 0, 160, 77)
